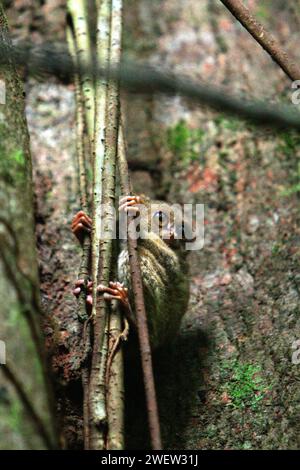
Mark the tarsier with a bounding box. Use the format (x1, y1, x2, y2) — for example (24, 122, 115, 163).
(72, 195, 190, 349)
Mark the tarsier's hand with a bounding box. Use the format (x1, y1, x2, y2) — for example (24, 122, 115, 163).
(71, 211, 92, 243)
(119, 195, 144, 216)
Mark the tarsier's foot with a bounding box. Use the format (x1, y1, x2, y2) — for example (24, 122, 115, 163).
(73, 280, 129, 309)
(71, 210, 92, 243)
(119, 195, 144, 216)
(97, 281, 129, 309)
(73, 279, 93, 306)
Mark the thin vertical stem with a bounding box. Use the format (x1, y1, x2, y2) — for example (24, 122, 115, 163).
(67, 0, 95, 140)
(118, 126, 162, 450)
(88, 0, 112, 450)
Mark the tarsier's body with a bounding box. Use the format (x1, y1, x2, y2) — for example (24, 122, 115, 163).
(72, 195, 190, 349)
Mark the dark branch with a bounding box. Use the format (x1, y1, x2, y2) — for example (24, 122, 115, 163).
(118, 126, 162, 450)
(220, 0, 300, 81)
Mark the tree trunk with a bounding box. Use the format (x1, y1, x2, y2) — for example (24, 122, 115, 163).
(0, 3, 56, 450)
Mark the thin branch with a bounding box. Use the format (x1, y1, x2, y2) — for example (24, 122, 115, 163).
(1, 363, 54, 449)
(220, 0, 300, 81)
(67, 0, 95, 140)
(88, 0, 112, 450)
(66, 17, 91, 449)
(106, 305, 125, 450)
(105, 0, 125, 451)
(1, 40, 300, 130)
(66, 24, 90, 323)
(118, 125, 162, 450)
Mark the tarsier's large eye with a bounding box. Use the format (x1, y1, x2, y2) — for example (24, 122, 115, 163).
(152, 210, 169, 227)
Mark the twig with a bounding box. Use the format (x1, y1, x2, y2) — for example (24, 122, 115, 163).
(118, 125, 162, 450)
(1, 363, 54, 449)
(220, 0, 300, 81)
(67, 0, 95, 140)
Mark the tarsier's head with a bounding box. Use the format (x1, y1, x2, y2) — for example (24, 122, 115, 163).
(137, 197, 196, 249)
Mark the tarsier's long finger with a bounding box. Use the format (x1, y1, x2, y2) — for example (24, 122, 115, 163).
(109, 281, 124, 287)
(73, 279, 92, 298)
(73, 287, 81, 297)
(109, 281, 128, 295)
(108, 282, 129, 305)
(119, 195, 137, 204)
(72, 212, 92, 224)
(119, 195, 143, 209)
(71, 212, 92, 239)
(73, 279, 84, 297)
(72, 217, 92, 232)
(120, 206, 140, 216)
(72, 222, 91, 234)
(97, 284, 120, 296)
(72, 210, 92, 225)
(103, 293, 122, 301)
(118, 200, 138, 212)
